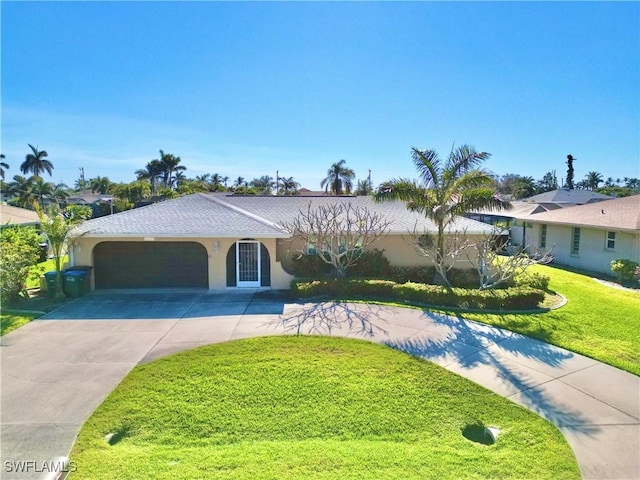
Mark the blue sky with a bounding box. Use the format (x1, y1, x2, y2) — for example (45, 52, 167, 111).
(2, 1, 638, 190)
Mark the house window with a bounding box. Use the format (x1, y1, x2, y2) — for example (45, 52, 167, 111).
(540, 224, 547, 249)
(605, 231, 616, 250)
(571, 228, 580, 255)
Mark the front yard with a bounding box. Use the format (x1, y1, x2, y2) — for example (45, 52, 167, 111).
(461, 264, 640, 375)
(69, 336, 579, 479)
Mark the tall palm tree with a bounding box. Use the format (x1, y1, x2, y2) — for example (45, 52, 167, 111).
(278, 176, 300, 196)
(584, 171, 604, 190)
(135, 159, 163, 195)
(156, 150, 186, 190)
(375, 145, 510, 289)
(21, 144, 54, 177)
(321, 159, 355, 195)
(0, 153, 8, 181)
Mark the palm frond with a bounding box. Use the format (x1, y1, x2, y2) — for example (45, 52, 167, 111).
(448, 145, 491, 176)
(411, 148, 440, 187)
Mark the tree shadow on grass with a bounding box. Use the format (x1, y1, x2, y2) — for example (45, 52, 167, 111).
(267, 301, 391, 337)
(387, 310, 600, 435)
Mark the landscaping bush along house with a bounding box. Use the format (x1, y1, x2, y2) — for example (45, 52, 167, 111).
(291, 279, 545, 310)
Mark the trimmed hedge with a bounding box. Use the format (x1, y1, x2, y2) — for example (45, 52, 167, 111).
(290, 278, 546, 310)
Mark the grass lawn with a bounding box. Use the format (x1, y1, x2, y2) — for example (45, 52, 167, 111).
(460, 264, 640, 375)
(0, 311, 39, 336)
(70, 336, 579, 480)
(26, 255, 69, 289)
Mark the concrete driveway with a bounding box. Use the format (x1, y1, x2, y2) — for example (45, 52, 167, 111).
(1, 291, 638, 479)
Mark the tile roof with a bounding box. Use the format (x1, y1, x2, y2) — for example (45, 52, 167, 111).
(0, 204, 41, 226)
(74, 193, 496, 237)
(522, 195, 640, 231)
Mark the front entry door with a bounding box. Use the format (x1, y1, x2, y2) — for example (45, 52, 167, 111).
(236, 241, 261, 287)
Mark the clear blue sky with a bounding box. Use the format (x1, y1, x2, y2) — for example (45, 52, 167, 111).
(2, 1, 638, 190)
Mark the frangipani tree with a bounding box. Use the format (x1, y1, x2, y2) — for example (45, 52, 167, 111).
(284, 202, 390, 278)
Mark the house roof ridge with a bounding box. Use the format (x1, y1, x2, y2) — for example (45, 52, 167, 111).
(200, 194, 288, 233)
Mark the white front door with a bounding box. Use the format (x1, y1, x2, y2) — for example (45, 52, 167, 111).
(236, 241, 261, 287)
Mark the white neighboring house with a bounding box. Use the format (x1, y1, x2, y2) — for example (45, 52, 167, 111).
(520, 195, 640, 275)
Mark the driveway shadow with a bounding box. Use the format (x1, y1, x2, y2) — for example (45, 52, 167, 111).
(267, 301, 392, 336)
(386, 311, 600, 435)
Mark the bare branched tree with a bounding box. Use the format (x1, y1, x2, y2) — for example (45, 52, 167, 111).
(467, 231, 554, 290)
(407, 226, 472, 287)
(283, 202, 391, 278)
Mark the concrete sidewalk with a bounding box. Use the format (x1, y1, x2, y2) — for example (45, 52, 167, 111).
(1, 295, 638, 479)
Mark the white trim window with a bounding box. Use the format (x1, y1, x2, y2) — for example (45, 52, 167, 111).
(540, 224, 547, 249)
(605, 231, 616, 250)
(571, 227, 580, 256)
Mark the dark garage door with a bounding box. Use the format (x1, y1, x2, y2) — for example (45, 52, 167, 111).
(94, 242, 208, 289)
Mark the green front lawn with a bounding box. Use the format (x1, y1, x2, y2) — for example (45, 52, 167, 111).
(462, 264, 640, 375)
(70, 336, 579, 480)
(0, 312, 39, 336)
(26, 255, 69, 289)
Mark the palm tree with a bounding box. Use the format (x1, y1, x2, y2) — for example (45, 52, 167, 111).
(7, 175, 37, 208)
(30, 176, 55, 207)
(355, 179, 373, 196)
(90, 176, 112, 194)
(51, 182, 70, 203)
(135, 159, 163, 194)
(0, 154, 8, 181)
(584, 171, 604, 190)
(278, 176, 300, 196)
(21, 144, 54, 177)
(250, 175, 275, 195)
(511, 176, 537, 199)
(156, 150, 186, 190)
(233, 176, 246, 189)
(321, 159, 355, 195)
(375, 145, 510, 289)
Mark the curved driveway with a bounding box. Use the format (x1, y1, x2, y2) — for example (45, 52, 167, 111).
(1, 291, 638, 479)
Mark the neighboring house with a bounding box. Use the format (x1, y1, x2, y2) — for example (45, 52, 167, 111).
(519, 195, 640, 275)
(0, 204, 41, 228)
(466, 189, 614, 248)
(65, 192, 115, 217)
(70, 193, 495, 291)
(522, 188, 613, 205)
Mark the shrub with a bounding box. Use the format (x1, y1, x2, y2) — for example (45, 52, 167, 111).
(389, 266, 436, 284)
(349, 249, 392, 279)
(291, 254, 330, 278)
(290, 279, 545, 310)
(515, 272, 551, 291)
(611, 259, 639, 283)
(0, 226, 42, 302)
(448, 268, 481, 288)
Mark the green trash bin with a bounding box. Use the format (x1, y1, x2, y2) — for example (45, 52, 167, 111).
(62, 270, 86, 298)
(44, 271, 58, 298)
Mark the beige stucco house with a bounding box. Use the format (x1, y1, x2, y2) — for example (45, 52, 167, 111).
(519, 195, 640, 275)
(70, 193, 494, 291)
